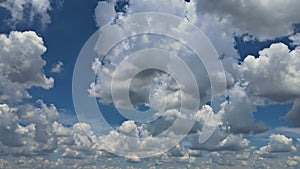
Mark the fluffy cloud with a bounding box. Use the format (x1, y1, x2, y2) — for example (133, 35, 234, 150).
(96, 120, 183, 158)
(241, 43, 300, 102)
(94, 0, 117, 28)
(0, 102, 103, 167)
(0, 101, 59, 157)
(51, 61, 64, 73)
(0, 31, 54, 102)
(216, 135, 250, 151)
(196, 0, 300, 40)
(94, 0, 239, 59)
(2, 0, 299, 167)
(220, 85, 268, 134)
(256, 134, 297, 157)
(0, 0, 52, 27)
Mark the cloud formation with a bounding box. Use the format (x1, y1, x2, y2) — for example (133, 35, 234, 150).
(256, 134, 297, 157)
(241, 43, 300, 102)
(51, 61, 64, 73)
(196, 0, 300, 40)
(0, 31, 54, 102)
(1, 0, 300, 168)
(0, 0, 53, 28)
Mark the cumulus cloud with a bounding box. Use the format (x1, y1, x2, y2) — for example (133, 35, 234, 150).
(188, 105, 251, 151)
(51, 61, 64, 73)
(0, 102, 105, 167)
(196, 0, 300, 40)
(287, 156, 300, 167)
(94, 0, 239, 59)
(241, 43, 300, 102)
(0, 31, 54, 102)
(290, 33, 300, 47)
(189, 131, 250, 152)
(216, 135, 250, 151)
(256, 134, 297, 157)
(0, 0, 53, 28)
(0, 101, 59, 157)
(96, 120, 186, 158)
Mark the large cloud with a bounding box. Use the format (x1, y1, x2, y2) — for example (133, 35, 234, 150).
(256, 134, 297, 157)
(0, 31, 54, 102)
(196, 0, 300, 40)
(241, 43, 300, 102)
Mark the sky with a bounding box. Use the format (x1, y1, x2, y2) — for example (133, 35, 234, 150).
(0, 0, 300, 168)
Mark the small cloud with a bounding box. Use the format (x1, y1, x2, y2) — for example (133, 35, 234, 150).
(51, 61, 64, 73)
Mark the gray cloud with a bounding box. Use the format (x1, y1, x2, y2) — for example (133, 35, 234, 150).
(285, 99, 300, 127)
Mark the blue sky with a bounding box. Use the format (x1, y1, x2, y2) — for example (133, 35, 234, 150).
(1, 0, 300, 168)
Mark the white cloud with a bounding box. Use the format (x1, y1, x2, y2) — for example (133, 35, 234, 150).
(287, 156, 300, 167)
(256, 134, 297, 157)
(0, 101, 59, 156)
(0, 0, 52, 28)
(94, 0, 117, 28)
(94, 0, 239, 59)
(216, 135, 250, 151)
(193, 105, 223, 129)
(51, 61, 64, 73)
(195, 0, 300, 41)
(189, 131, 250, 152)
(241, 43, 300, 102)
(0, 31, 54, 102)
